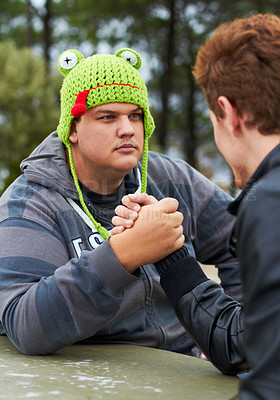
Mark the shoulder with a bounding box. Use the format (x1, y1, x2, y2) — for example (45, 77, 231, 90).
(147, 151, 232, 201)
(0, 174, 66, 230)
(145, 152, 234, 227)
(239, 168, 280, 221)
(236, 169, 280, 257)
(147, 151, 215, 188)
(147, 151, 191, 171)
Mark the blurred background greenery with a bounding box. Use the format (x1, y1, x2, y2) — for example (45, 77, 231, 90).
(1, 0, 279, 194)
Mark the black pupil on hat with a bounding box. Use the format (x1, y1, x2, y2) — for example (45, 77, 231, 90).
(65, 56, 72, 64)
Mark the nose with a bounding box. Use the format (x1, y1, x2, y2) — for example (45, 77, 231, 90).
(117, 116, 135, 137)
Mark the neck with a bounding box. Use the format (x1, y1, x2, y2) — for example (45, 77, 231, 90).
(65, 148, 125, 195)
(246, 132, 280, 177)
(80, 175, 124, 195)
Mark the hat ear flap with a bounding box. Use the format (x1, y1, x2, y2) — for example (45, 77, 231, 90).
(58, 50, 84, 77)
(115, 48, 142, 70)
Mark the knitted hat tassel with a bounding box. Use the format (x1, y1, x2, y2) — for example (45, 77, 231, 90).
(67, 142, 111, 240)
(71, 90, 90, 118)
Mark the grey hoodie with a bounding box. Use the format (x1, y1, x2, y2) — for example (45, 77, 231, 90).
(0, 132, 240, 356)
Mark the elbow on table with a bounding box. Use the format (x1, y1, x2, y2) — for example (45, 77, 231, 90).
(1, 321, 57, 356)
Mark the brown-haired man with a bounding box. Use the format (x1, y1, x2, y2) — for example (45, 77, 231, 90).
(113, 14, 280, 399)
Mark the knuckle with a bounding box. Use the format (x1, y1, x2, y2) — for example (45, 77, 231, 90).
(179, 212, 184, 223)
(122, 195, 129, 205)
(115, 205, 122, 215)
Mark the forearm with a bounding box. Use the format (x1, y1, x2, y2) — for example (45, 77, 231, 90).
(0, 241, 137, 355)
(155, 247, 247, 374)
(154, 246, 209, 308)
(188, 181, 242, 295)
(177, 283, 247, 374)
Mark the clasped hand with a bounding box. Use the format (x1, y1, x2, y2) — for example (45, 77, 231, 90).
(109, 194, 185, 273)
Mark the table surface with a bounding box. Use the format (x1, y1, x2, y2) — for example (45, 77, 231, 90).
(0, 336, 239, 399)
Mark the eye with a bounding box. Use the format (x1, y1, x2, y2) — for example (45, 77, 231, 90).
(130, 112, 142, 120)
(59, 51, 78, 70)
(115, 48, 142, 70)
(101, 115, 114, 120)
(120, 51, 138, 67)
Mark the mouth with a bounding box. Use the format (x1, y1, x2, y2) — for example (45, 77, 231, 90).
(115, 143, 137, 152)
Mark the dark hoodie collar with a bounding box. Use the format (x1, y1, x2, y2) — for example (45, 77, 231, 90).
(228, 143, 280, 216)
(79, 172, 139, 208)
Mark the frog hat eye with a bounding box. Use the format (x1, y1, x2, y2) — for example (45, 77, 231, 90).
(115, 48, 142, 70)
(58, 50, 84, 77)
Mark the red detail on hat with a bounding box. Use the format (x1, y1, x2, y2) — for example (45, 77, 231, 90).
(71, 83, 142, 118)
(71, 89, 90, 117)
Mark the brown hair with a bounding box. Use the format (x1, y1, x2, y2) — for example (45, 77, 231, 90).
(193, 14, 280, 134)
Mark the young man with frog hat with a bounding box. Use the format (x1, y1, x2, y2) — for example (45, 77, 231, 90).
(0, 47, 241, 361)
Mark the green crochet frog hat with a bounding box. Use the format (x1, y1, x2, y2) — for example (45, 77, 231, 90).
(57, 48, 155, 240)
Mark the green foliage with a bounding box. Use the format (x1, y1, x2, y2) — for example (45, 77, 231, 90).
(1, 0, 280, 190)
(0, 0, 26, 44)
(0, 40, 61, 192)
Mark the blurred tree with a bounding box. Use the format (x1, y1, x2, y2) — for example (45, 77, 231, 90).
(0, 0, 60, 70)
(0, 0, 27, 46)
(61, 0, 280, 170)
(0, 40, 61, 192)
(43, 0, 53, 69)
(1, 0, 280, 189)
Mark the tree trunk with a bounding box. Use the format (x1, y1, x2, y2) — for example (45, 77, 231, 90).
(184, 62, 197, 168)
(183, 24, 198, 169)
(26, 0, 33, 47)
(43, 0, 52, 71)
(157, 0, 177, 151)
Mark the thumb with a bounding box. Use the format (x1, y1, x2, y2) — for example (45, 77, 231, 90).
(157, 197, 179, 213)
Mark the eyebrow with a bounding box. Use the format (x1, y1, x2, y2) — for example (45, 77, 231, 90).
(93, 106, 142, 115)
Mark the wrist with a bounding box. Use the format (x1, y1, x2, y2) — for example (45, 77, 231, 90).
(155, 247, 209, 308)
(109, 233, 139, 274)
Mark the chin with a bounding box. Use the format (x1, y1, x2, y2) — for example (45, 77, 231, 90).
(232, 166, 250, 190)
(236, 182, 244, 190)
(115, 159, 139, 174)
(120, 153, 141, 166)
(234, 176, 247, 190)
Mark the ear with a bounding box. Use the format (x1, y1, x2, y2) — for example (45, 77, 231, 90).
(217, 96, 241, 137)
(69, 120, 78, 143)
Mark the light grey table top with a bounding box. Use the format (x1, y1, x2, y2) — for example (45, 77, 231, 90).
(0, 335, 239, 399)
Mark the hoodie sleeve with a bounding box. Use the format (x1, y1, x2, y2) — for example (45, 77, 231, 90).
(0, 178, 138, 355)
